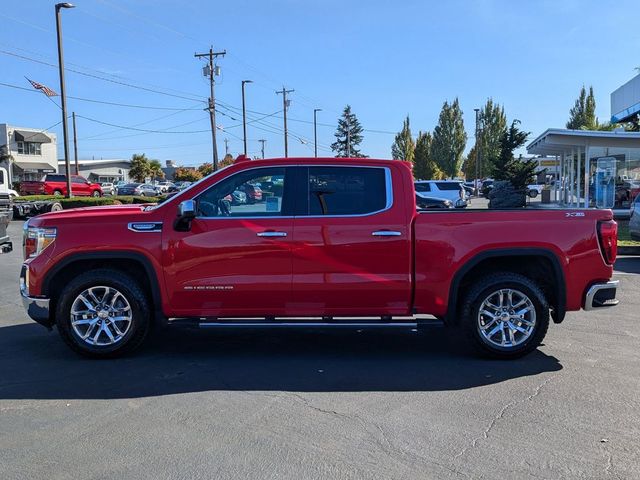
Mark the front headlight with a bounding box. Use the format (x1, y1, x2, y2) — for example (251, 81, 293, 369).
(23, 224, 57, 259)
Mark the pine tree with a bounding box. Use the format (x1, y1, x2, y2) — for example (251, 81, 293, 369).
(414, 131, 440, 180)
(331, 105, 366, 158)
(478, 98, 507, 177)
(391, 116, 415, 165)
(462, 145, 477, 179)
(431, 98, 467, 178)
(129, 153, 151, 183)
(566, 86, 598, 130)
(491, 120, 535, 189)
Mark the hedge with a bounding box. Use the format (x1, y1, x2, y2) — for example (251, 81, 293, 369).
(15, 195, 162, 209)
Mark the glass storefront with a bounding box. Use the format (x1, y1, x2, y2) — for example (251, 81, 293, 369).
(588, 147, 640, 209)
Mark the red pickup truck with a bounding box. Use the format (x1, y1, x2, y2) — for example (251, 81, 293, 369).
(20, 174, 103, 197)
(20, 157, 619, 359)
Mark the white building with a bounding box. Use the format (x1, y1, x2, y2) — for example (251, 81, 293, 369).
(57, 158, 131, 183)
(0, 123, 58, 184)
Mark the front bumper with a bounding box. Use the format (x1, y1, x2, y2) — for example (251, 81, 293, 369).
(20, 265, 53, 328)
(584, 280, 619, 311)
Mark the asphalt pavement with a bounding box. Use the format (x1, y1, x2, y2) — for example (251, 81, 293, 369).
(1, 220, 639, 479)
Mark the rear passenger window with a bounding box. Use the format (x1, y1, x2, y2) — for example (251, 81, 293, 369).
(46, 174, 66, 182)
(306, 167, 387, 216)
(415, 183, 431, 192)
(435, 182, 462, 190)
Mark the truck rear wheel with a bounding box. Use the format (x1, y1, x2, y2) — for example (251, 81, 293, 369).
(55, 269, 151, 358)
(460, 272, 550, 359)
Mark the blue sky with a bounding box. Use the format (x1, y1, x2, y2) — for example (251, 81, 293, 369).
(1, 0, 639, 166)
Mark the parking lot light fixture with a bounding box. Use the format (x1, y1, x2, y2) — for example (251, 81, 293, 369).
(55, 2, 75, 198)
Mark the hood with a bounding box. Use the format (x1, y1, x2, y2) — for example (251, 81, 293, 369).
(32, 203, 155, 223)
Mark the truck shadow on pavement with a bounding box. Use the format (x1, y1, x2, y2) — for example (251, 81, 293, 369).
(0, 323, 562, 399)
(614, 256, 640, 274)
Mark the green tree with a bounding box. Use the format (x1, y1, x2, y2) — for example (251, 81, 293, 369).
(492, 120, 535, 189)
(414, 131, 441, 180)
(220, 153, 235, 168)
(331, 105, 366, 158)
(391, 116, 415, 165)
(149, 159, 164, 180)
(478, 98, 507, 177)
(431, 98, 467, 178)
(462, 145, 478, 179)
(129, 153, 151, 183)
(198, 162, 214, 176)
(566, 86, 598, 130)
(173, 167, 202, 182)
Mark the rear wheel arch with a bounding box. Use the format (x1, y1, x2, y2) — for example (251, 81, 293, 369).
(43, 251, 164, 322)
(446, 248, 566, 325)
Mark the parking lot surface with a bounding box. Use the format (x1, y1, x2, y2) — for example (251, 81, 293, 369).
(1, 220, 639, 479)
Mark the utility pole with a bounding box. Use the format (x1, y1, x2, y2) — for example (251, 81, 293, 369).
(241, 80, 252, 157)
(55, 2, 75, 198)
(276, 87, 294, 157)
(224, 138, 229, 156)
(195, 46, 226, 171)
(474, 108, 480, 193)
(313, 108, 321, 158)
(258, 139, 266, 159)
(72, 111, 79, 174)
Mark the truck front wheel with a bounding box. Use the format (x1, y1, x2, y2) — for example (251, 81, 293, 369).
(55, 269, 151, 358)
(460, 272, 550, 359)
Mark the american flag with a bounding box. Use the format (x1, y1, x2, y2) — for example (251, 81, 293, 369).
(26, 78, 58, 97)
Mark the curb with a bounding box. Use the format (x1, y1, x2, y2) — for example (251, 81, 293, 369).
(618, 246, 640, 255)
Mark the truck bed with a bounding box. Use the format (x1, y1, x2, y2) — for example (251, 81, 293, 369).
(412, 208, 614, 319)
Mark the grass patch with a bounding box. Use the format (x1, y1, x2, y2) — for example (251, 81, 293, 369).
(617, 221, 640, 247)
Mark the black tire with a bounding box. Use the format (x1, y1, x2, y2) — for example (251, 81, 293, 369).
(92, 190, 101, 197)
(528, 189, 538, 198)
(46, 202, 63, 213)
(56, 269, 151, 358)
(460, 272, 550, 359)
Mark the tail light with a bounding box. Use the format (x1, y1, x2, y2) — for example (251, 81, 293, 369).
(597, 220, 617, 265)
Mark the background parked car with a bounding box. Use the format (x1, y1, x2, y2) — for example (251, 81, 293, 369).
(415, 180, 467, 207)
(630, 193, 640, 241)
(115, 183, 158, 196)
(231, 190, 247, 205)
(415, 194, 454, 210)
(100, 182, 115, 196)
(238, 183, 263, 204)
(527, 184, 544, 198)
(20, 174, 102, 197)
(154, 181, 174, 193)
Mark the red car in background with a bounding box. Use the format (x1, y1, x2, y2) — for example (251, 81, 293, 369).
(20, 174, 102, 197)
(238, 183, 263, 203)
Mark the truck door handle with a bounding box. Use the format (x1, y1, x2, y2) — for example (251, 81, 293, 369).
(257, 231, 288, 237)
(371, 230, 402, 237)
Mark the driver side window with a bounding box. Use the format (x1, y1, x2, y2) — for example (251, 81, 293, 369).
(196, 167, 287, 218)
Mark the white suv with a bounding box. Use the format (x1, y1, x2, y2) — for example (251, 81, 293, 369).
(415, 180, 468, 208)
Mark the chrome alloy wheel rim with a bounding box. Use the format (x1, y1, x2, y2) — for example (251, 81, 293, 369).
(70, 286, 133, 346)
(477, 288, 536, 348)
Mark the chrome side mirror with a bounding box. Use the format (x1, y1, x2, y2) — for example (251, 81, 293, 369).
(175, 199, 196, 232)
(178, 200, 196, 219)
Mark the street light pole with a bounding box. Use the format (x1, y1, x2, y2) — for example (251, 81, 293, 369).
(474, 108, 480, 194)
(55, 2, 74, 198)
(241, 80, 252, 157)
(313, 108, 321, 158)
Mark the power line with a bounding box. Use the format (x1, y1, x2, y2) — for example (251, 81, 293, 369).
(76, 114, 211, 134)
(0, 80, 204, 111)
(0, 49, 205, 102)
